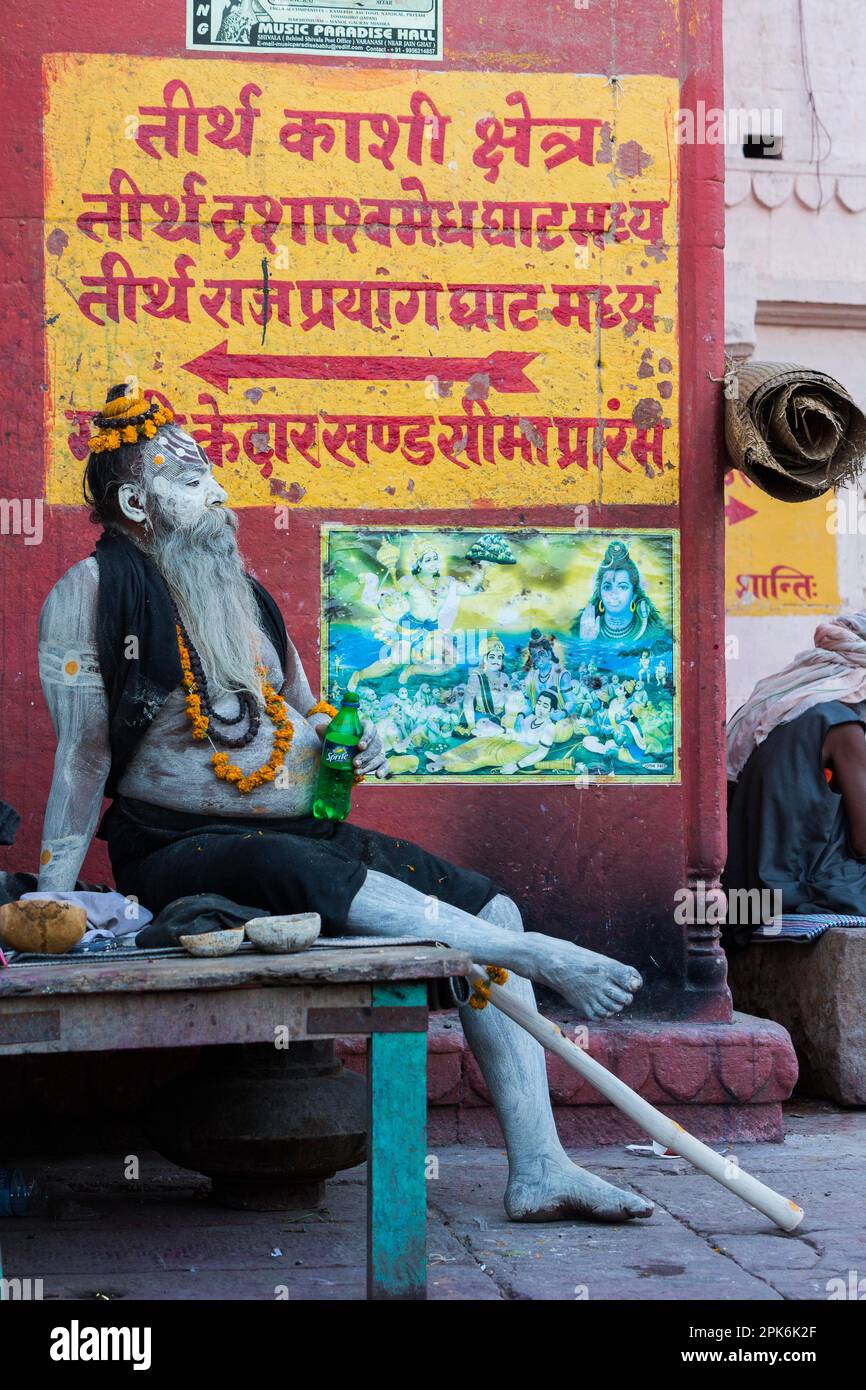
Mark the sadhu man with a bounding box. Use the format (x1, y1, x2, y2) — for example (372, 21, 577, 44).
(725, 612, 866, 934)
(36, 384, 651, 1224)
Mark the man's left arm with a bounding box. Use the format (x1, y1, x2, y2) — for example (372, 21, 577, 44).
(280, 636, 389, 779)
(823, 720, 866, 858)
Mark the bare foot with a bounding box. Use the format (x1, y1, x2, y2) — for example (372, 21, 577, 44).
(506, 1152, 653, 1223)
(521, 933, 643, 1019)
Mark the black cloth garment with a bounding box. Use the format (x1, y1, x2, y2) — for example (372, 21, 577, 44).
(104, 796, 499, 935)
(93, 530, 288, 797)
(723, 700, 866, 944)
(0, 800, 20, 846)
(140, 892, 470, 1014)
(136, 893, 264, 947)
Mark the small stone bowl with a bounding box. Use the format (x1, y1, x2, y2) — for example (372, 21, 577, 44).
(179, 928, 246, 957)
(245, 913, 321, 954)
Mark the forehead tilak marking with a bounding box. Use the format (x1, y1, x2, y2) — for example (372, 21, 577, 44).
(141, 425, 209, 477)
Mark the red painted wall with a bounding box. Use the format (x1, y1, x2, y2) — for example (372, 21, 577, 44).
(0, 1, 726, 1015)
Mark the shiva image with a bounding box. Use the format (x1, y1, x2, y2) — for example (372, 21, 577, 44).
(323, 529, 679, 783)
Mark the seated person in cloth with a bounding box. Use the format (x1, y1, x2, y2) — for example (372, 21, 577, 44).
(725, 612, 866, 941)
(37, 384, 651, 1225)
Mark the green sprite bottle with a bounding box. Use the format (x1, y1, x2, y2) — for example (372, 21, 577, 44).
(312, 686, 363, 821)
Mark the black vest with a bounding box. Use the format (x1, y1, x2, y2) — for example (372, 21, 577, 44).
(94, 531, 288, 797)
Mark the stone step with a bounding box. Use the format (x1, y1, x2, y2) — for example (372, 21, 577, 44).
(336, 1009, 798, 1144)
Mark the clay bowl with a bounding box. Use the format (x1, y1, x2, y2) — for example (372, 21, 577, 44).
(0, 900, 86, 954)
(245, 913, 321, 954)
(179, 928, 245, 957)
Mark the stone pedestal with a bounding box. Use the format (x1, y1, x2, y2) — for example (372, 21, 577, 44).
(728, 930, 866, 1106)
(145, 1040, 367, 1210)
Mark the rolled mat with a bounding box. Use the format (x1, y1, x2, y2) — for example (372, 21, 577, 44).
(725, 359, 866, 502)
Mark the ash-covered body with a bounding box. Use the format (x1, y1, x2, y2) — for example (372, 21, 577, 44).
(35, 391, 651, 1224)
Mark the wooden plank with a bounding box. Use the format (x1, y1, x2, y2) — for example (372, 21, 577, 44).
(308, 1005, 428, 1035)
(0, 1009, 61, 1045)
(366, 982, 428, 1301)
(0, 945, 471, 999)
(0, 984, 373, 1055)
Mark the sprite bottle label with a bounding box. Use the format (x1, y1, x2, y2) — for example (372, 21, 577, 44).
(322, 743, 357, 768)
(312, 686, 363, 822)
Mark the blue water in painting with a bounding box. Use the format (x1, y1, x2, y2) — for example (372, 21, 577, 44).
(325, 622, 676, 778)
(327, 624, 673, 686)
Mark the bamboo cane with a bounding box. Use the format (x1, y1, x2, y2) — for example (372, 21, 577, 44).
(467, 963, 804, 1233)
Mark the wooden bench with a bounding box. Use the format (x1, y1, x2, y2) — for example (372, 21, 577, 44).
(0, 940, 471, 1300)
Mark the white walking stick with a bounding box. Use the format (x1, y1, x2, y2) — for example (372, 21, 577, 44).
(466, 964, 804, 1233)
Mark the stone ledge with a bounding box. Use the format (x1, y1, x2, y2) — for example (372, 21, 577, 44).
(728, 928, 866, 1106)
(430, 1102, 786, 1147)
(336, 1010, 798, 1144)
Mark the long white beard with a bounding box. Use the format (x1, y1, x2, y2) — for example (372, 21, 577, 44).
(148, 504, 266, 702)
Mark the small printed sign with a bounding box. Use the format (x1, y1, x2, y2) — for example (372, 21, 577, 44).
(187, 0, 442, 60)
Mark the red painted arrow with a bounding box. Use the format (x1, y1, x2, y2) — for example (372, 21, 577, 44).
(724, 494, 758, 526)
(180, 340, 539, 395)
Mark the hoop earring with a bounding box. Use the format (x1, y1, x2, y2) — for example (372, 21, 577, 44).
(598, 601, 604, 614)
(630, 599, 637, 612)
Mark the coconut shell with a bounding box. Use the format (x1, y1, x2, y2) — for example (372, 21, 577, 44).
(0, 900, 87, 954)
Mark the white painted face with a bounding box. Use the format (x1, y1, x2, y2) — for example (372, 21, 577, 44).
(484, 647, 505, 671)
(118, 426, 229, 529)
(149, 455, 228, 528)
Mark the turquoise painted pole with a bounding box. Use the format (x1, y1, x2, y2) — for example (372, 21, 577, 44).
(366, 981, 428, 1300)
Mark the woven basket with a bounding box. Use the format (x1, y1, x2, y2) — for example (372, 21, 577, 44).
(725, 360, 866, 502)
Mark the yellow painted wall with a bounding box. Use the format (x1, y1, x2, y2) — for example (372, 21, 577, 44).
(724, 471, 839, 617)
(44, 55, 679, 509)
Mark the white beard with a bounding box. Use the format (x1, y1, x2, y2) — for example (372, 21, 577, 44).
(148, 503, 267, 702)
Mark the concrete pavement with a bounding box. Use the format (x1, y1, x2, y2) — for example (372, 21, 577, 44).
(2, 1103, 864, 1301)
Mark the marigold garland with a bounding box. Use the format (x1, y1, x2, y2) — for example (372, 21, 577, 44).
(88, 393, 175, 454)
(306, 700, 339, 720)
(469, 964, 510, 1010)
(177, 625, 294, 794)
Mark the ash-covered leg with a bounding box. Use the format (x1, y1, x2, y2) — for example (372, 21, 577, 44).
(347, 872, 653, 1223)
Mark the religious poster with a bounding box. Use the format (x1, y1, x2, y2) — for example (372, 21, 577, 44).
(724, 470, 838, 616)
(43, 57, 678, 510)
(187, 0, 442, 61)
(321, 526, 680, 784)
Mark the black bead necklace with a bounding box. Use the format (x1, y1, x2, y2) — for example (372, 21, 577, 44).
(172, 600, 261, 750)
